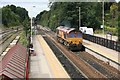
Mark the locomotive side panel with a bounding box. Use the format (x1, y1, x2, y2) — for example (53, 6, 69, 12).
(56, 30, 66, 44)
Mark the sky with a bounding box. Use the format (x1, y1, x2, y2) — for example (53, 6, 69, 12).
(0, 0, 120, 17)
(0, 0, 50, 17)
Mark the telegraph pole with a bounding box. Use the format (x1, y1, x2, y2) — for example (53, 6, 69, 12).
(31, 17, 32, 43)
(102, 0, 104, 36)
(30, 6, 36, 43)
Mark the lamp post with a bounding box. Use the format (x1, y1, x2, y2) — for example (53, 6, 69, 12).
(30, 6, 35, 44)
(31, 17, 32, 43)
(102, 0, 104, 36)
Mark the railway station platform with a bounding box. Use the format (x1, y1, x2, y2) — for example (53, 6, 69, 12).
(29, 35, 70, 78)
(83, 39, 120, 69)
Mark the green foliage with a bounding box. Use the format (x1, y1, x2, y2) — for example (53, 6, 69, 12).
(40, 10, 49, 27)
(36, 2, 119, 39)
(94, 29, 103, 34)
(22, 17, 30, 37)
(106, 3, 118, 27)
(36, 2, 103, 30)
(2, 5, 29, 27)
(19, 31, 28, 47)
(118, 8, 120, 42)
(0, 8, 2, 26)
(95, 26, 117, 36)
(110, 3, 118, 18)
(105, 26, 118, 35)
(2, 7, 19, 27)
(15, 6, 29, 23)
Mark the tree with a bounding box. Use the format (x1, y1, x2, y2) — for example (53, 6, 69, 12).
(37, 2, 102, 30)
(22, 17, 30, 37)
(118, 16, 120, 42)
(2, 7, 20, 27)
(15, 7, 29, 23)
(2, 5, 29, 27)
(0, 8, 2, 27)
(36, 2, 118, 32)
(118, 3, 120, 42)
(110, 3, 118, 27)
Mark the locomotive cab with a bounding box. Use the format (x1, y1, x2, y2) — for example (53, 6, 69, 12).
(56, 26, 85, 51)
(66, 31, 83, 50)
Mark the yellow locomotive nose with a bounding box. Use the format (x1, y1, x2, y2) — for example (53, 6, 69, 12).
(72, 40, 79, 45)
(68, 38, 83, 45)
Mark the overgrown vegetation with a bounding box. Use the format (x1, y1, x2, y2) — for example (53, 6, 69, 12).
(19, 31, 28, 47)
(22, 18, 30, 37)
(1, 5, 30, 42)
(118, 4, 120, 42)
(2, 5, 29, 27)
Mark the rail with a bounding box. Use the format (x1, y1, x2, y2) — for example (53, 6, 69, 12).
(0, 33, 20, 56)
(85, 47, 120, 71)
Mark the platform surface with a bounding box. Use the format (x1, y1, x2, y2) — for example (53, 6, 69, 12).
(29, 36, 52, 78)
(83, 39, 120, 64)
(29, 35, 70, 78)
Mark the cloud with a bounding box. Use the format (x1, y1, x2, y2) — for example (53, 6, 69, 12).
(0, 1, 50, 17)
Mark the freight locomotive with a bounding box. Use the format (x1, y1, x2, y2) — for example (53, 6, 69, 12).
(56, 26, 85, 51)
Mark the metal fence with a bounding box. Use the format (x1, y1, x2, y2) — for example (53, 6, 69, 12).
(83, 34, 120, 52)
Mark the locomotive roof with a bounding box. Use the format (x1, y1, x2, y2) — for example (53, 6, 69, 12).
(57, 26, 77, 34)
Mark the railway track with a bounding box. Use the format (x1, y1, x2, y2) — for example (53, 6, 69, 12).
(43, 36, 86, 79)
(38, 29, 107, 79)
(0, 33, 13, 45)
(38, 30, 86, 78)
(75, 51, 120, 79)
(0, 29, 18, 43)
(37, 28, 120, 79)
(45, 34, 106, 78)
(0, 31, 20, 55)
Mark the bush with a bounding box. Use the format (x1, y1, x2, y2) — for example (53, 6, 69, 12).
(19, 31, 28, 47)
(94, 29, 103, 34)
(94, 26, 117, 36)
(105, 26, 117, 36)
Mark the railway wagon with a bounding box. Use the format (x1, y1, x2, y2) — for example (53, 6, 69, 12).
(56, 26, 85, 51)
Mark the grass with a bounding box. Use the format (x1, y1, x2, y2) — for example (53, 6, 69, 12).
(19, 31, 28, 47)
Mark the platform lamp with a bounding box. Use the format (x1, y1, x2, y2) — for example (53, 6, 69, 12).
(30, 17, 32, 44)
(102, 0, 105, 36)
(30, 6, 36, 44)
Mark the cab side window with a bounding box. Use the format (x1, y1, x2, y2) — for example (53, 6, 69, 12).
(64, 33, 66, 39)
(56, 30, 59, 34)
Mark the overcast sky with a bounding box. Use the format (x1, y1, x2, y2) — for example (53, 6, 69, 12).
(0, 0, 50, 17)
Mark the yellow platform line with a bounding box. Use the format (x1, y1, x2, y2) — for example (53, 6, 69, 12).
(37, 35, 70, 78)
